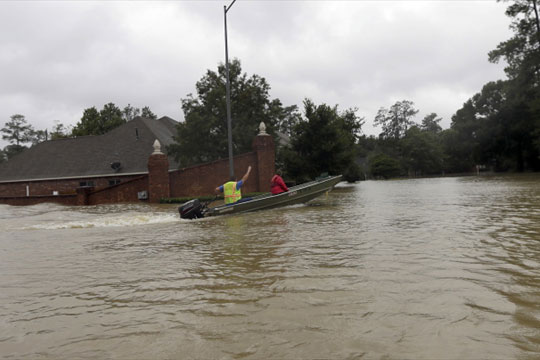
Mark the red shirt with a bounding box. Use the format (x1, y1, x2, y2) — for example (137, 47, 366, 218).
(271, 175, 289, 195)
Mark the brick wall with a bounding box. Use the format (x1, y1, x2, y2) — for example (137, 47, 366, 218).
(169, 152, 258, 198)
(87, 176, 148, 205)
(0, 194, 77, 206)
(168, 133, 275, 198)
(0, 174, 145, 206)
(0, 175, 143, 198)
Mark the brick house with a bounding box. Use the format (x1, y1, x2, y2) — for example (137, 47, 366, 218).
(0, 117, 275, 206)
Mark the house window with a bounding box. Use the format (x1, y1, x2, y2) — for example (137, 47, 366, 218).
(108, 179, 121, 186)
(79, 180, 95, 187)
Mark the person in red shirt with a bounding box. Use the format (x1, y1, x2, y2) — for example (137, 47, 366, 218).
(271, 169, 289, 195)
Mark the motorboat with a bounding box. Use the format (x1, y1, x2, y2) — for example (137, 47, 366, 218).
(179, 174, 342, 219)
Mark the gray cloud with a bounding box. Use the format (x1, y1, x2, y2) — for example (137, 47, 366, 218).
(1, 1, 511, 148)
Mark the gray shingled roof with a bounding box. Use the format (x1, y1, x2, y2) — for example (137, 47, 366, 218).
(0, 116, 180, 182)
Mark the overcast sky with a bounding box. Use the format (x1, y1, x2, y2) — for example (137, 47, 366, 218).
(0, 0, 512, 148)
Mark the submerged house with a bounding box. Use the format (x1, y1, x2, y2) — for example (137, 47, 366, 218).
(0, 117, 275, 206)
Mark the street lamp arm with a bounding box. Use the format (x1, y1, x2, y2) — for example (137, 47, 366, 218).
(226, 0, 237, 13)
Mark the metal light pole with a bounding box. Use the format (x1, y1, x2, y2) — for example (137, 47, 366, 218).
(224, 0, 237, 179)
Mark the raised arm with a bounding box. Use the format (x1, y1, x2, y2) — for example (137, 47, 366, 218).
(241, 166, 252, 183)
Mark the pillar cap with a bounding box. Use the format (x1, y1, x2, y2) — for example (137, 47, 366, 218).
(152, 139, 163, 154)
(258, 122, 269, 136)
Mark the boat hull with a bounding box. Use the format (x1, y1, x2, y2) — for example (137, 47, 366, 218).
(203, 175, 342, 217)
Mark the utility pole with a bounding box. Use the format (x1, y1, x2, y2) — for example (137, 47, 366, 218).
(224, 0, 237, 179)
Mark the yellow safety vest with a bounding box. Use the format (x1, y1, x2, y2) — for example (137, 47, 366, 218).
(224, 181, 242, 204)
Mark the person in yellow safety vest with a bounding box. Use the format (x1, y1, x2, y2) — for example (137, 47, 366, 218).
(215, 166, 252, 205)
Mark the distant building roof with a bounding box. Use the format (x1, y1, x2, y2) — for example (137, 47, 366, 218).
(0, 116, 180, 183)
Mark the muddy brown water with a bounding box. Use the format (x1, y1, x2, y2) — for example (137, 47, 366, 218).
(1, 174, 539, 359)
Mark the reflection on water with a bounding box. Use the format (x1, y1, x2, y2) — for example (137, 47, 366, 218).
(0, 174, 539, 359)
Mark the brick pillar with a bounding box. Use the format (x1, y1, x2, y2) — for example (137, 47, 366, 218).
(148, 139, 170, 203)
(251, 122, 275, 192)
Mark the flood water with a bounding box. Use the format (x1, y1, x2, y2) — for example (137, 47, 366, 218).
(1, 174, 539, 359)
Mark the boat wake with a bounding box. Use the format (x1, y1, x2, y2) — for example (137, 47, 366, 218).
(25, 211, 179, 230)
(0, 203, 183, 230)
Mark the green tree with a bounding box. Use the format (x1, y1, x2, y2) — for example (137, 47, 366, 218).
(100, 103, 124, 131)
(440, 128, 469, 173)
(489, 0, 540, 87)
(356, 134, 379, 158)
(29, 129, 48, 145)
(122, 104, 141, 122)
(374, 100, 419, 140)
(339, 108, 365, 182)
(449, 78, 540, 171)
(421, 113, 443, 133)
(446, 98, 481, 172)
(169, 59, 299, 166)
(275, 104, 302, 137)
(50, 121, 71, 140)
(72, 103, 125, 136)
(141, 106, 157, 120)
(401, 126, 444, 175)
(0, 148, 6, 163)
(369, 153, 402, 179)
(1, 114, 34, 145)
(343, 162, 363, 182)
(487, 0, 540, 170)
(72, 107, 100, 136)
(282, 99, 363, 183)
(472, 81, 514, 170)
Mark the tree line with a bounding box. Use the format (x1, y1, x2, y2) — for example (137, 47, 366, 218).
(165, 59, 456, 183)
(2, 0, 539, 182)
(168, 0, 539, 181)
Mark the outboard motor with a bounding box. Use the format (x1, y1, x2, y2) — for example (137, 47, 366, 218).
(179, 199, 204, 219)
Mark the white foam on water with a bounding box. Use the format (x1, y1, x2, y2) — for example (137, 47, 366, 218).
(25, 212, 179, 230)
